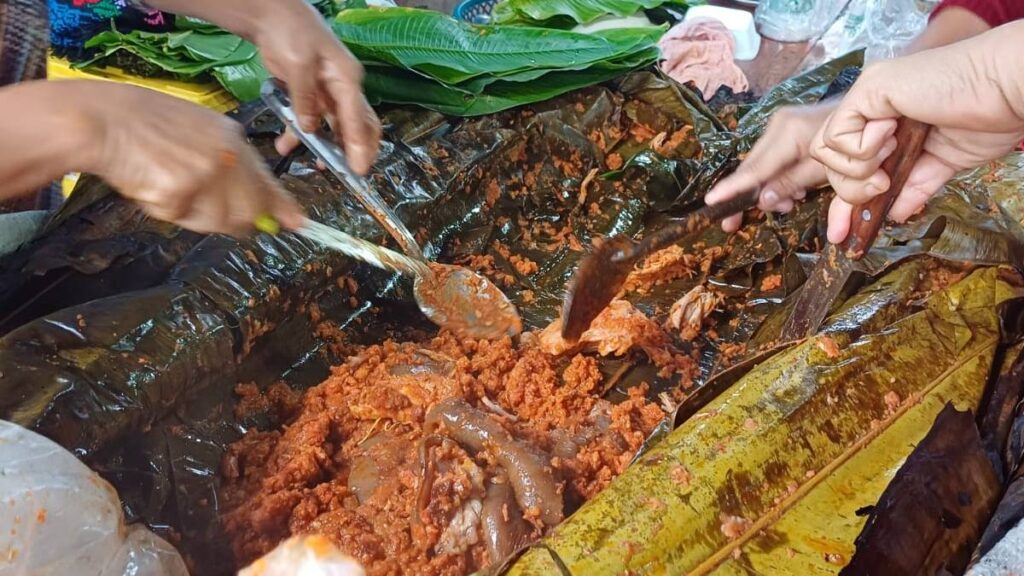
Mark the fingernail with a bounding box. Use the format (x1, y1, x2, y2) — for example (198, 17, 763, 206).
(866, 184, 882, 197)
(763, 189, 779, 204)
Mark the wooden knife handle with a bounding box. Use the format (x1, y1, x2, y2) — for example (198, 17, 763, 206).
(842, 118, 930, 260)
(633, 186, 762, 258)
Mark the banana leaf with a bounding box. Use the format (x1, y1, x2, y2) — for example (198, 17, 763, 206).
(505, 268, 1022, 575)
(78, 29, 258, 76)
(839, 404, 1001, 575)
(75, 7, 666, 112)
(332, 9, 665, 85)
(491, 0, 696, 27)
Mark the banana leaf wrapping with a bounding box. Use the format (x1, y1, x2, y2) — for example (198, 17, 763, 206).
(3, 52, 1024, 576)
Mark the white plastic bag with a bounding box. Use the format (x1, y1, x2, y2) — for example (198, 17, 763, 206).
(0, 420, 188, 576)
(813, 0, 938, 67)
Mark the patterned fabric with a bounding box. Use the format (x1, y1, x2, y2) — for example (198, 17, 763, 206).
(0, 0, 50, 212)
(48, 0, 171, 60)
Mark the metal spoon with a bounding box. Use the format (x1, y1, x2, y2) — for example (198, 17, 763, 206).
(258, 80, 522, 340)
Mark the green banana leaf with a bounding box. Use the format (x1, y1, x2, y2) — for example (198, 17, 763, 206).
(75, 7, 664, 113)
(78, 28, 257, 76)
(211, 57, 269, 102)
(361, 64, 636, 116)
(330, 8, 664, 85)
(491, 0, 695, 27)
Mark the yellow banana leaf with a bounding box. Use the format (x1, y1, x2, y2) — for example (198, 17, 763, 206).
(506, 266, 1021, 575)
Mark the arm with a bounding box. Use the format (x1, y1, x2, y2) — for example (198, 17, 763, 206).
(909, 0, 1024, 53)
(907, 7, 990, 53)
(0, 79, 304, 234)
(706, 2, 1021, 229)
(811, 21, 1024, 242)
(0, 82, 93, 201)
(142, 0, 382, 175)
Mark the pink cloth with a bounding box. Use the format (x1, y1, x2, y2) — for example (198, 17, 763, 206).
(657, 17, 749, 100)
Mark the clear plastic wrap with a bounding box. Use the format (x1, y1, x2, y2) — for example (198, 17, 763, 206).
(0, 420, 187, 576)
(813, 0, 938, 66)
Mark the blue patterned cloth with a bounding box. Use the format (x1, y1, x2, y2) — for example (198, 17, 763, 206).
(48, 0, 171, 59)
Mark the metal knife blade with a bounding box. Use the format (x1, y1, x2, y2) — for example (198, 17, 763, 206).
(259, 80, 424, 261)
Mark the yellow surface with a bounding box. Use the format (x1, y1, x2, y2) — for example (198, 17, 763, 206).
(48, 56, 238, 197)
(47, 56, 237, 112)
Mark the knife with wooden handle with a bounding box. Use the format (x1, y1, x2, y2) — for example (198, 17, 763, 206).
(780, 118, 931, 340)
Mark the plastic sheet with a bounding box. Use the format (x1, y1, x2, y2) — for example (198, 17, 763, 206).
(0, 420, 187, 576)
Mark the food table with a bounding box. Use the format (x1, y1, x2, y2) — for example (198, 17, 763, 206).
(2, 3, 1024, 576)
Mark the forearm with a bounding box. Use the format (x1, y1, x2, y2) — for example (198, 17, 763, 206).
(987, 21, 1024, 124)
(907, 7, 991, 53)
(0, 81, 94, 201)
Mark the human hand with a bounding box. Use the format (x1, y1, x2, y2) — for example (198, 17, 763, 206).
(79, 82, 305, 236)
(252, 0, 382, 175)
(810, 22, 1024, 244)
(704, 102, 833, 232)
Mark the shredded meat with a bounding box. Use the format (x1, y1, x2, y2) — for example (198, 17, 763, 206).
(624, 245, 728, 295)
(624, 245, 697, 294)
(760, 274, 782, 291)
(666, 284, 723, 341)
(221, 332, 665, 576)
(535, 300, 697, 383)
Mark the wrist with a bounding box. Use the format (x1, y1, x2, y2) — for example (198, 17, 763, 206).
(988, 22, 1024, 124)
(56, 81, 119, 175)
(30, 81, 103, 175)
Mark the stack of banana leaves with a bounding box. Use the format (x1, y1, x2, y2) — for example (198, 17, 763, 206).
(73, 5, 691, 115)
(490, 0, 694, 28)
(5, 50, 1024, 575)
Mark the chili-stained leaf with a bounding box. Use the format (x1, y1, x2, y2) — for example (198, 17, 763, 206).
(841, 404, 1001, 575)
(505, 268, 1020, 574)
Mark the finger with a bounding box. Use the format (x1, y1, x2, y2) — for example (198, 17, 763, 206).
(819, 101, 898, 160)
(179, 184, 230, 235)
(322, 57, 381, 175)
(271, 188, 306, 231)
(774, 199, 795, 213)
(811, 132, 897, 181)
(275, 130, 302, 156)
(760, 158, 826, 211)
(887, 153, 957, 222)
(826, 166, 892, 206)
(211, 147, 277, 237)
(285, 65, 322, 133)
(827, 196, 855, 244)
(722, 213, 743, 233)
(133, 185, 198, 223)
(706, 127, 803, 206)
